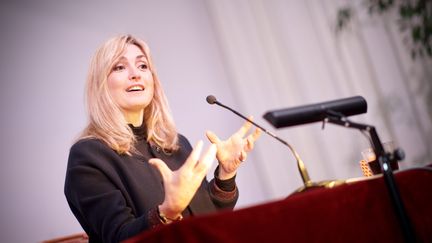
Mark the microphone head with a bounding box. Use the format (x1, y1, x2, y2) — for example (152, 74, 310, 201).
(206, 95, 217, 105)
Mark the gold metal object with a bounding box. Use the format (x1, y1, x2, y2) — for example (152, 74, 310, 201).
(295, 179, 348, 192)
(284, 141, 348, 192)
(157, 206, 183, 224)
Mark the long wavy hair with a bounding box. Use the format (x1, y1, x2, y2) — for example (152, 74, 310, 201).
(80, 34, 178, 154)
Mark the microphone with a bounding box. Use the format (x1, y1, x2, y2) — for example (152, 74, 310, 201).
(206, 95, 312, 188)
(206, 95, 275, 138)
(263, 96, 367, 128)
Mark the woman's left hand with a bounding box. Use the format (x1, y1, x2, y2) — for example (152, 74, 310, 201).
(206, 118, 261, 180)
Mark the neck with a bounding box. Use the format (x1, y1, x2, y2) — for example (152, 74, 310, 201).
(124, 110, 144, 127)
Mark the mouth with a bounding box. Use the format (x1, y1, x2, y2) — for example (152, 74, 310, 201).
(126, 84, 145, 92)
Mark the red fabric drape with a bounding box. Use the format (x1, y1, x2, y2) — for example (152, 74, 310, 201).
(125, 166, 432, 243)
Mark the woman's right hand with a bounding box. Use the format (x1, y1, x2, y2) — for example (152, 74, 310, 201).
(149, 141, 216, 220)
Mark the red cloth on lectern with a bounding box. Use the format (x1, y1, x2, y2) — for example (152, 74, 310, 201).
(125, 166, 432, 242)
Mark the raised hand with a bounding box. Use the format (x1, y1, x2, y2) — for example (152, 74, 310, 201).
(149, 141, 216, 219)
(206, 117, 261, 180)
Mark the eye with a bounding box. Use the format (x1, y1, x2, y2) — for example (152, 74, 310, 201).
(138, 63, 148, 70)
(112, 64, 125, 72)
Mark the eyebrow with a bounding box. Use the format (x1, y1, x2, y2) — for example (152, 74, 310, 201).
(117, 55, 147, 62)
(136, 55, 148, 63)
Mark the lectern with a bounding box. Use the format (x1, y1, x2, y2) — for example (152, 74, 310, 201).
(125, 165, 432, 242)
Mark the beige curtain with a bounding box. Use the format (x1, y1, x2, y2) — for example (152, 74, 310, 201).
(205, 0, 432, 201)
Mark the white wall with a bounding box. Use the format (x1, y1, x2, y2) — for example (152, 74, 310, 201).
(0, 1, 253, 242)
(0, 0, 430, 242)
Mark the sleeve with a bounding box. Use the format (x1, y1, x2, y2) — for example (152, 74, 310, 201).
(208, 166, 239, 209)
(64, 140, 162, 243)
(213, 165, 237, 191)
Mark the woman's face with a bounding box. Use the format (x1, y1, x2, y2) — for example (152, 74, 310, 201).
(107, 44, 154, 117)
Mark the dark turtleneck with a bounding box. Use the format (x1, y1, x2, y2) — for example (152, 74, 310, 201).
(129, 123, 147, 141)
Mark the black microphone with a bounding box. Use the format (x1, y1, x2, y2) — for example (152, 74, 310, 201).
(263, 96, 367, 128)
(206, 95, 313, 186)
(206, 95, 278, 140)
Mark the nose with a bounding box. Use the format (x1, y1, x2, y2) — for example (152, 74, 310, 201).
(129, 67, 141, 81)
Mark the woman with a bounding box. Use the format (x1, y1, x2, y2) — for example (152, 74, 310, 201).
(64, 34, 261, 243)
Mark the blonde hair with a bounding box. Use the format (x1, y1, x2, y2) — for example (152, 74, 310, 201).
(80, 34, 178, 154)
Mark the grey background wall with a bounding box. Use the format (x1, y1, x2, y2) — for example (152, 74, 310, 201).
(1, 0, 430, 242)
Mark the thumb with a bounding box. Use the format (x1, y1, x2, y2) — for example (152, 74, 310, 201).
(206, 130, 221, 144)
(149, 158, 171, 181)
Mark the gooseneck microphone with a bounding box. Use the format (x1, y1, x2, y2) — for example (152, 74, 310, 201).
(206, 95, 312, 187)
(206, 95, 279, 140)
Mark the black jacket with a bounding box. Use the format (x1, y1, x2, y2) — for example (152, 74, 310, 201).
(64, 134, 238, 243)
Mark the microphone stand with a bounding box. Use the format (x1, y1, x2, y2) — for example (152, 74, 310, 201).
(211, 99, 345, 192)
(323, 111, 416, 242)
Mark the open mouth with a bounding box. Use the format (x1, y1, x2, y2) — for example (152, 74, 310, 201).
(126, 85, 145, 92)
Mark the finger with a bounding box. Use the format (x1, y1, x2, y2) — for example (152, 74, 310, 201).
(245, 128, 261, 152)
(184, 140, 204, 169)
(236, 116, 253, 137)
(244, 136, 254, 152)
(252, 127, 262, 140)
(239, 150, 247, 162)
(149, 158, 172, 181)
(195, 144, 217, 174)
(205, 131, 221, 144)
